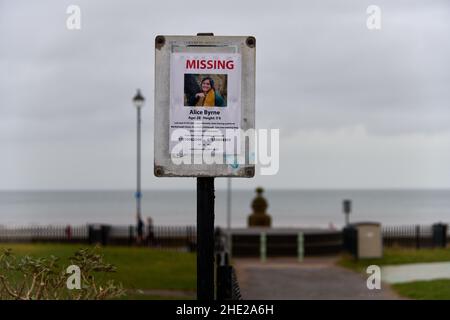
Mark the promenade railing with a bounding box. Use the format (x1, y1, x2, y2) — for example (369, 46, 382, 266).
(0, 223, 448, 251)
(0, 224, 197, 250)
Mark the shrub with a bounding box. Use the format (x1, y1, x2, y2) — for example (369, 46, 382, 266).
(0, 246, 124, 300)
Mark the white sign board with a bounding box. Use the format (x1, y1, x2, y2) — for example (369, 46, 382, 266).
(154, 35, 255, 177)
(169, 53, 241, 156)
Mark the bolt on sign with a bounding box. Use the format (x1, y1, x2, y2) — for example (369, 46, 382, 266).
(154, 35, 256, 177)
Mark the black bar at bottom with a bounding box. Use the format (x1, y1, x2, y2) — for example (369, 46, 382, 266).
(197, 177, 215, 301)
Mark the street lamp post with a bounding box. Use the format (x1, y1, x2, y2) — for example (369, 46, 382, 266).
(133, 89, 145, 221)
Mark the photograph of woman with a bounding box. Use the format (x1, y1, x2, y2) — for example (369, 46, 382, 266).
(185, 75, 226, 107)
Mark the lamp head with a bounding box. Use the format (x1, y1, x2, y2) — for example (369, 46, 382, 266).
(133, 89, 145, 109)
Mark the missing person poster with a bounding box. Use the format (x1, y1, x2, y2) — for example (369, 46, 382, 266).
(169, 52, 241, 156)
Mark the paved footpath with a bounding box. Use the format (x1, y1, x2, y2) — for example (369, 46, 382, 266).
(233, 257, 402, 300)
(382, 261, 450, 284)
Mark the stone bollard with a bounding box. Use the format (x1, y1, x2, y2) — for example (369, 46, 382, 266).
(247, 187, 272, 227)
(432, 223, 448, 248)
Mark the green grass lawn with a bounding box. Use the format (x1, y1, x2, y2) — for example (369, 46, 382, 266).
(392, 280, 450, 300)
(0, 243, 196, 300)
(338, 247, 450, 272)
(338, 247, 450, 299)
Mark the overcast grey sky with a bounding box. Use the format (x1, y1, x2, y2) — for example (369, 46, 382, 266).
(1, 0, 450, 190)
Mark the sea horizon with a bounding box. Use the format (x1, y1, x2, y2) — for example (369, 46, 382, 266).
(1, 187, 450, 192)
(1, 189, 450, 228)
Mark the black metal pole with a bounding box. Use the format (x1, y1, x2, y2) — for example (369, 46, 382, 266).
(226, 178, 231, 252)
(137, 107, 142, 217)
(197, 177, 215, 300)
(194, 32, 216, 301)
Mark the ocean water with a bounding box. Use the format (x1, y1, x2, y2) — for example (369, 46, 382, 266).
(0, 189, 449, 228)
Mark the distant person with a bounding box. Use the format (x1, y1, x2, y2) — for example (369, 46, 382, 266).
(146, 216, 154, 246)
(187, 77, 225, 107)
(136, 214, 144, 245)
(65, 225, 72, 241)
